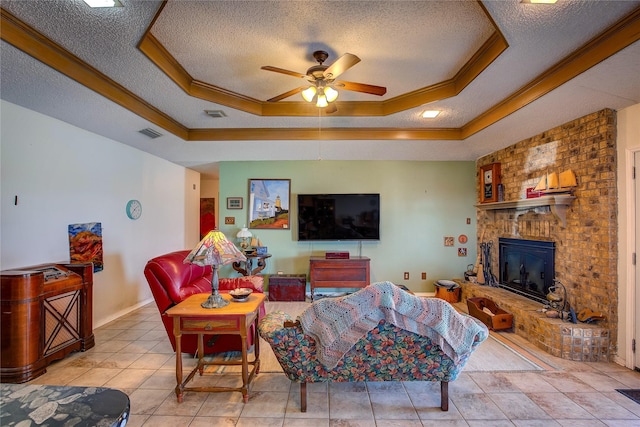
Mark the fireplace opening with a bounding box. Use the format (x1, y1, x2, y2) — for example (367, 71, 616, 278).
(498, 238, 555, 304)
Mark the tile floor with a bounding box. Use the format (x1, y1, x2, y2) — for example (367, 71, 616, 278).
(26, 302, 640, 427)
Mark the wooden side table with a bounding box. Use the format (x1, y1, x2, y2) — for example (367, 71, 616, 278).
(165, 292, 266, 403)
(232, 253, 272, 276)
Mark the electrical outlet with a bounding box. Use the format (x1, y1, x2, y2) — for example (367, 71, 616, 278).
(467, 217, 471, 224)
(404, 272, 409, 280)
(224, 216, 235, 225)
(422, 272, 427, 280)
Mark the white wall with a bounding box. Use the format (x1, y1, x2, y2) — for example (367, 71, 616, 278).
(1, 101, 200, 327)
(616, 102, 640, 367)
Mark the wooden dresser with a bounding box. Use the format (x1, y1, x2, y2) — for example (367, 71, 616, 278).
(309, 256, 370, 301)
(1, 263, 94, 383)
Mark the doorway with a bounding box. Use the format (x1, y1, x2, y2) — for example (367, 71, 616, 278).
(634, 151, 640, 370)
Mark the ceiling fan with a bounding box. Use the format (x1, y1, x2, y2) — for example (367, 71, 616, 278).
(261, 50, 387, 110)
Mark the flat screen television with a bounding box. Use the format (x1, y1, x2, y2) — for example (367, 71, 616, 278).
(297, 194, 380, 241)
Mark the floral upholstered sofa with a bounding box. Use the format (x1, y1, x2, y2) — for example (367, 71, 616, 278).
(258, 282, 488, 412)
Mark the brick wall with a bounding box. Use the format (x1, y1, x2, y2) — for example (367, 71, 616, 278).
(477, 109, 618, 355)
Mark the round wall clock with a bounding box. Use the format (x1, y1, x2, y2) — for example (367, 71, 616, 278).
(126, 199, 142, 220)
(458, 234, 468, 244)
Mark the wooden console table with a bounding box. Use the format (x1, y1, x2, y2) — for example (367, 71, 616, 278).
(1, 263, 94, 383)
(309, 256, 370, 301)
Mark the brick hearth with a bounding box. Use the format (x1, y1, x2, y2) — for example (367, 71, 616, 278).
(457, 280, 610, 362)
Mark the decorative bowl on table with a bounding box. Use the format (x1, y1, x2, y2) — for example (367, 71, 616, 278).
(229, 287, 253, 302)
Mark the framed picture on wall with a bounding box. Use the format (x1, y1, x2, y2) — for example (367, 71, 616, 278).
(227, 197, 243, 209)
(248, 179, 290, 229)
(480, 163, 501, 203)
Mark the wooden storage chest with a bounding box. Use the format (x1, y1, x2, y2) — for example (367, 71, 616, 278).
(268, 274, 307, 301)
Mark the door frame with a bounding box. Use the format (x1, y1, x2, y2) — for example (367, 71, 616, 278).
(623, 148, 639, 369)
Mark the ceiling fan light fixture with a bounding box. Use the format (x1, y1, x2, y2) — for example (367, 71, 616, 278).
(316, 93, 329, 108)
(301, 86, 317, 102)
(325, 86, 339, 103)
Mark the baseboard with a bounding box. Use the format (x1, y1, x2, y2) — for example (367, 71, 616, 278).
(414, 292, 435, 297)
(94, 297, 155, 328)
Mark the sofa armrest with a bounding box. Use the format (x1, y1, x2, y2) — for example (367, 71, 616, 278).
(258, 311, 295, 340)
(219, 275, 264, 292)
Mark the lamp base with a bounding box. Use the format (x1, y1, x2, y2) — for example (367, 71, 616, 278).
(201, 292, 230, 309)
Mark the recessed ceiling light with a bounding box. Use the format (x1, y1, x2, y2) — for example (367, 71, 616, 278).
(521, 0, 558, 4)
(83, 0, 123, 8)
(422, 110, 440, 118)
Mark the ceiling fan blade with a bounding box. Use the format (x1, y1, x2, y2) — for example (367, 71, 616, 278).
(323, 53, 360, 80)
(336, 80, 387, 96)
(266, 86, 305, 102)
(261, 66, 307, 79)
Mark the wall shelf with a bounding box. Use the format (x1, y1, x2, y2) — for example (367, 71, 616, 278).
(475, 194, 576, 227)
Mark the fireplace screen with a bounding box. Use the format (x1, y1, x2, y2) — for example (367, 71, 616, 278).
(498, 238, 555, 304)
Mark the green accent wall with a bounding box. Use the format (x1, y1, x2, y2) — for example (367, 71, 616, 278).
(218, 160, 476, 293)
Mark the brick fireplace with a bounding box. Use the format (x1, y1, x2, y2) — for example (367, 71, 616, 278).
(473, 109, 617, 361)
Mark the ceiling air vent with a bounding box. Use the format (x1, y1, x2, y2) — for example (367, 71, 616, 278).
(138, 128, 163, 139)
(205, 110, 227, 118)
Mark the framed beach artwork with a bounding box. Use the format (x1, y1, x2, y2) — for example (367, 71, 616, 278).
(248, 179, 290, 229)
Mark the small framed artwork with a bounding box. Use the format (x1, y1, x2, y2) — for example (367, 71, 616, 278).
(69, 222, 103, 273)
(227, 197, 243, 210)
(458, 247, 468, 257)
(248, 179, 291, 229)
(480, 163, 501, 203)
(444, 236, 454, 247)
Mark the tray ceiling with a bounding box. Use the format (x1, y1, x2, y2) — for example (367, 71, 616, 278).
(1, 0, 639, 177)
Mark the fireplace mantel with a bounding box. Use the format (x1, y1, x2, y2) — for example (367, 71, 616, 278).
(476, 195, 576, 227)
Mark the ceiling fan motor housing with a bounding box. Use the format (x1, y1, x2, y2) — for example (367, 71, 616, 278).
(308, 51, 330, 79)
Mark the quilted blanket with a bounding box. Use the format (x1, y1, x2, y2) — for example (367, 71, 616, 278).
(299, 281, 488, 369)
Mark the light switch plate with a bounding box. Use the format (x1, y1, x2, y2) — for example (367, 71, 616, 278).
(225, 217, 235, 225)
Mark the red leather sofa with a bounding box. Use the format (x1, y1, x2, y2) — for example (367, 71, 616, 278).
(144, 250, 265, 355)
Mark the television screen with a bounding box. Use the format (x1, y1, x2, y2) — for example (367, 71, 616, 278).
(297, 194, 380, 241)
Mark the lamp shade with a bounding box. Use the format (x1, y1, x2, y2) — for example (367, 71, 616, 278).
(324, 86, 339, 102)
(316, 93, 328, 108)
(184, 230, 246, 267)
(301, 86, 317, 103)
(236, 227, 252, 239)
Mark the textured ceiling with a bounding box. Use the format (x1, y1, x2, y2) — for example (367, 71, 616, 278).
(1, 0, 639, 178)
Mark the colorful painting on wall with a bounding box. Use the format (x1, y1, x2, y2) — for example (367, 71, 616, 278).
(248, 179, 290, 229)
(68, 222, 103, 273)
(200, 198, 216, 239)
